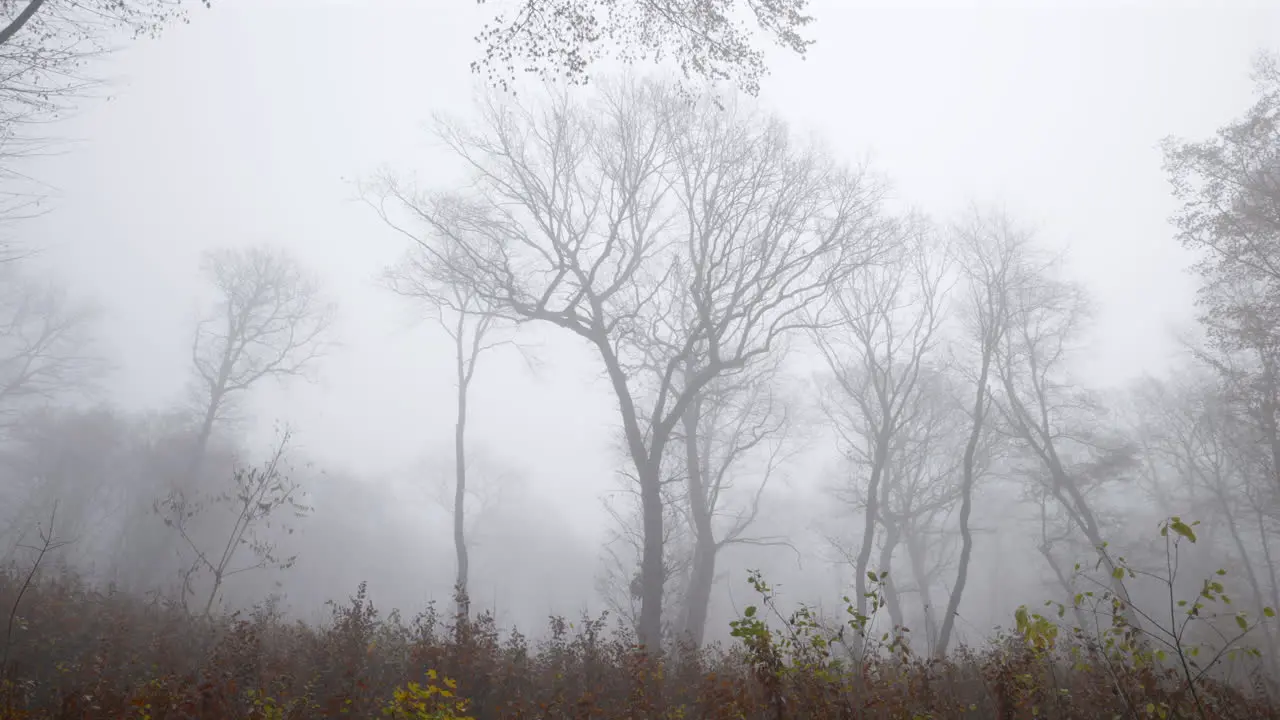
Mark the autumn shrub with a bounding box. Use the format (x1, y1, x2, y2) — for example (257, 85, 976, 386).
(1, 520, 1279, 718)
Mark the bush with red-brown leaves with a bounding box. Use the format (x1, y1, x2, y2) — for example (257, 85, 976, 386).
(0, 565, 1277, 719)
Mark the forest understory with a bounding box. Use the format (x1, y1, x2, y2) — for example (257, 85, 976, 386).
(0, 566, 1276, 720)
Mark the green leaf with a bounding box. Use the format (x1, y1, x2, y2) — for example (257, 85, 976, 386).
(1236, 614, 1249, 631)
(1170, 520, 1197, 543)
(744, 605, 756, 618)
(1112, 566, 1125, 580)
(1265, 607, 1276, 618)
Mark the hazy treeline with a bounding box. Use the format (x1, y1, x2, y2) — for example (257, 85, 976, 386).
(359, 56, 1280, 672)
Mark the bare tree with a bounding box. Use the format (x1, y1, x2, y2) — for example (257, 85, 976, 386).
(0, 266, 101, 429)
(374, 79, 891, 648)
(1132, 372, 1280, 666)
(0, 0, 208, 119)
(597, 473, 691, 641)
(877, 368, 965, 654)
(155, 428, 310, 617)
(0, 1, 212, 242)
(984, 222, 1145, 635)
(382, 239, 522, 616)
(935, 209, 1020, 657)
(1163, 52, 1280, 491)
(596, 359, 797, 648)
(810, 220, 947, 659)
(674, 350, 795, 646)
(821, 366, 965, 655)
(187, 245, 334, 477)
(473, 0, 814, 97)
(1163, 52, 1280, 296)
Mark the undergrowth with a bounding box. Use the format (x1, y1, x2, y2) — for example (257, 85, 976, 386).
(0, 518, 1276, 718)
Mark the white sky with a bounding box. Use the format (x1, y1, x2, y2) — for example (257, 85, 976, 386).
(16, 0, 1280, 537)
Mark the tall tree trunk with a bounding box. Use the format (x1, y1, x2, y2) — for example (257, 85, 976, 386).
(878, 520, 904, 631)
(937, 354, 991, 657)
(453, 349, 470, 617)
(905, 525, 938, 653)
(188, 390, 221, 481)
(681, 395, 716, 646)
(188, 345, 234, 483)
(165, 386, 225, 595)
(683, 538, 716, 647)
(851, 435, 889, 660)
(638, 456, 666, 650)
(593, 336, 685, 652)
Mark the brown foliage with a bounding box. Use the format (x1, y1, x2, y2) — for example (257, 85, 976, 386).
(0, 569, 1274, 719)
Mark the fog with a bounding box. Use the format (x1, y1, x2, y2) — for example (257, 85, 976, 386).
(5, 0, 1280, 694)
